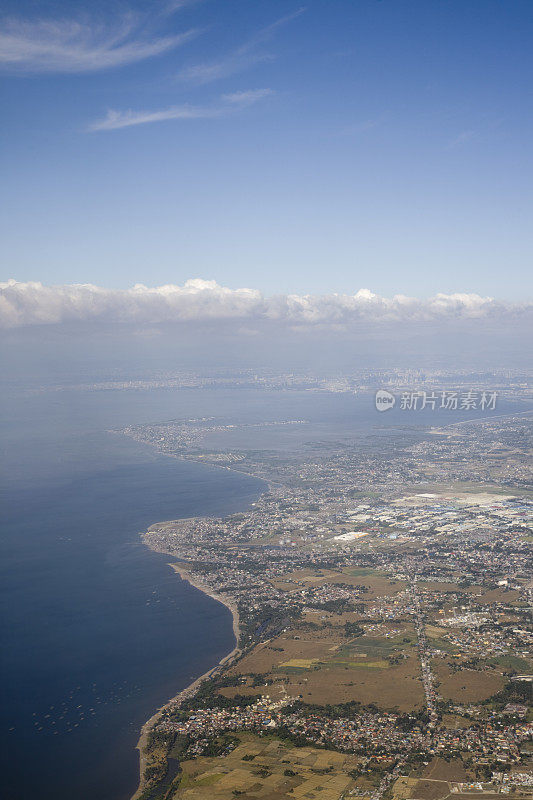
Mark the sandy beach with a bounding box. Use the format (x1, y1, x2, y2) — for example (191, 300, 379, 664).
(130, 560, 241, 800)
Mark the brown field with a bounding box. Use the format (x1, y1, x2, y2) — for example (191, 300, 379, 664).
(268, 656, 423, 709)
(410, 779, 450, 800)
(301, 610, 367, 626)
(392, 776, 451, 800)
(270, 579, 300, 593)
(433, 660, 505, 702)
(393, 776, 416, 800)
(224, 654, 423, 711)
(393, 759, 473, 800)
(425, 625, 448, 638)
(171, 733, 359, 800)
(441, 713, 473, 729)
(476, 587, 522, 604)
(422, 757, 470, 782)
(454, 795, 530, 800)
(338, 570, 406, 598)
(271, 568, 405, 600)
(418, 582, 468, 594)
(227, 627, 345, 676)
(279, 569, 330, 585)
(224, 617, 422, 710)
(418, 579, 521, 601)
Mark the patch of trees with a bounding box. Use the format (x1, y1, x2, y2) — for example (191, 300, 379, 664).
(298, 621, 321, 631)
(395, 710, 430, 731)
(275, 724, 318, 748)
(202, 733, 240, 757)
(281, 698, 366, 719)
(180, 679, 260, 713)
(308, 599, 355, 612)
(344, 621, 364, 638)
(483, 680, 531, 708)
(247, 672, 274, 687)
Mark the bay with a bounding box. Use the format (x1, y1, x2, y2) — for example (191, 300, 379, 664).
(0, 385, 527, 799)
(0, 389, 265, 800)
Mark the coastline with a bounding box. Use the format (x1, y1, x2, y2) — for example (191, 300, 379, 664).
(130, 559, 241, 800)
(121, 436, 269, 800)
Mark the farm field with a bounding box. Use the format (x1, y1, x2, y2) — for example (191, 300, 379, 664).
(170, 733, 359, 800)
(270, 567, 406, 600)
(432, 659, 505, 702)
(422, 757, 470, 781)
(392, 757, 531, 800)
(223, 617, 424, 710)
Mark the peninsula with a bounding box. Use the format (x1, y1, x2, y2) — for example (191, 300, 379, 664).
(124, 412, 533, 800)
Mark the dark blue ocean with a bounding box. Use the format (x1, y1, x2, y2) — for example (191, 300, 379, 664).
(0, 388, 268, 800)
(0, 386, 529, 799)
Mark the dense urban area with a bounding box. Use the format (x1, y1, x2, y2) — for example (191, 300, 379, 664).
(120, 385, 532, 800)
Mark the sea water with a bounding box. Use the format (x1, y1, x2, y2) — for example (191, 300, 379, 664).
(0, 385, 527, 799)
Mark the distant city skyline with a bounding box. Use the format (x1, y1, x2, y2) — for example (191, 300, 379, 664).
(1, 0, 532, 301)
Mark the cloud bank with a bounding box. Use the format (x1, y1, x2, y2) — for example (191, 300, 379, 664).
(1, 279, 530, 331)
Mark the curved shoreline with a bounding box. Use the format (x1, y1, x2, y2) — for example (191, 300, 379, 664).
(130, 562, 241, 800)
(123, 439, 270, 800)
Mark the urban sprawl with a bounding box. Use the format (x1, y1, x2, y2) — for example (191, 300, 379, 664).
(121, 389, 532, 800)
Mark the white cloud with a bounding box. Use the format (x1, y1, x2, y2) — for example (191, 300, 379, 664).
(176, 48, 271, 85)
(0, 12, 198, 73)
(89, 103, 220, 131)
(337, 119, 380, 137)
(89, 88, 273, 131)
(161, 1, 203, 16)
(176, 7, 306, 85)
(1, 278, 529, 330)
(447, 130, 477, 149)
(221, 88, 274, 104)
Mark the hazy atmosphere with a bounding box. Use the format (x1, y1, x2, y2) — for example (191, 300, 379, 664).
(1, 4, 532, 800)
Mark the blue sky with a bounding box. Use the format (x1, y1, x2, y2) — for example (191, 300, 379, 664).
(1, 0, 532, 300)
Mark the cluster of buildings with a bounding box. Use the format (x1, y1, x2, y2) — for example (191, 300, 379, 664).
(155, 694, 531, 771)
(127, 412, 532, 792)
